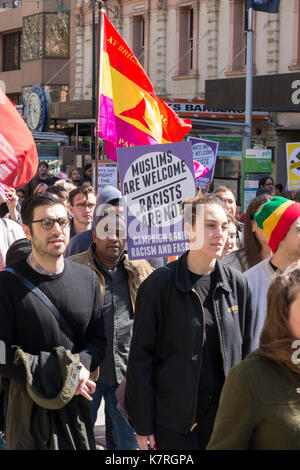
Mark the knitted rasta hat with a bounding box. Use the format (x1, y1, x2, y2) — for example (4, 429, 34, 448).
(254, 196, 300, 253)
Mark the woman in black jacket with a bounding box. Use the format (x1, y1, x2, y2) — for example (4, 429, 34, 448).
(125, 195, 254, 450)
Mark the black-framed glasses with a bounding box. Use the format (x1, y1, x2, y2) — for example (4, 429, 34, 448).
(75, 203, 96, 210)
(32, 217, 70, 230)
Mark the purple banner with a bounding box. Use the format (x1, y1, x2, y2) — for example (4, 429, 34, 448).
(117, 142, 196, 260)
(188, 137, 218, 189)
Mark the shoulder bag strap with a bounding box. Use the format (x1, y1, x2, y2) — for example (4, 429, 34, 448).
(4, 266, 75, 342)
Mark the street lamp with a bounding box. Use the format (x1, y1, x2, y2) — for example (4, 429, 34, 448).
(53, 0, 71, 20)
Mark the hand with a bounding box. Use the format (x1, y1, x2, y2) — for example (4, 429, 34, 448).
(74, 363, 96, 401)
(136, 434, 156, 450)
(2, 189, 19, 223)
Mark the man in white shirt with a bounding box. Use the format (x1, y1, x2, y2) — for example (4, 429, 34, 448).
(244, 196, 300, 347)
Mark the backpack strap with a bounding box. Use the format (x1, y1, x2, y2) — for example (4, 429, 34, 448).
(4, 267, 75, 342)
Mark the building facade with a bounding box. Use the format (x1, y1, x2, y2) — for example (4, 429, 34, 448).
(2, 0, 300, 191)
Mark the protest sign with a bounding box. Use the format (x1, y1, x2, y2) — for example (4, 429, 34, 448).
(117, 142, 196, 260)
(95, 163, 118, 193)
(286, 143, 300, 191)
(188, 137, 218, 189)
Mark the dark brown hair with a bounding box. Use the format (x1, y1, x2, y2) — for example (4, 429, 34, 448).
(243, 194, 272, 268)
(213, 185, 235, 198)
(182, 194, 229, 226)
(21, 193, 66, 230)
(69, 185, 96, 206)
(253, 262, 300, 376)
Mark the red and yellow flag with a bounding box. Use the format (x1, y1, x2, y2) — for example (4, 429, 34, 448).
(99, 12, 191, 161)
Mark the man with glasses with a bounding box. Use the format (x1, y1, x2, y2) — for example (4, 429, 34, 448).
(69, 186, 97, 238)
(256, 176, 274, 196)
(0, 193, 106, 449)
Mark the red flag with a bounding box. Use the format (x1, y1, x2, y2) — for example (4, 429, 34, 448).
(99, 12, 192, 160)
(0, 90, 38, 188)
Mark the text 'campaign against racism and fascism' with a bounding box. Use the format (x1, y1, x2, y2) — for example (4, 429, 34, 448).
(118, 142, 196, 260)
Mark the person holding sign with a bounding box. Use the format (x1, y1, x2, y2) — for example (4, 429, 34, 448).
(125, 195, 254, 450)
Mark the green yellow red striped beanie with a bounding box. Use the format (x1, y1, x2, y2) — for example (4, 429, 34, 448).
(254, 196, 300, 253)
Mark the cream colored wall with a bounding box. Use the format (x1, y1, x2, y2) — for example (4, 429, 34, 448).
(81, 0, 300, 101)
(217, 0, 229, 80)
(197, 2, 208, 97)
(278, 0, 293, 73)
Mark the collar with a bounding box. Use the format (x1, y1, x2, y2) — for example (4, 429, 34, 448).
(27, 252, 64, 276)
(91, 243, 125, 275)
(174, 252, 232, 293)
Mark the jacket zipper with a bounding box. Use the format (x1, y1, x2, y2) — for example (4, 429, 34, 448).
(189, 284, 227, 432)
(189, 288, 205, 431)
(212, 283, 226, 376)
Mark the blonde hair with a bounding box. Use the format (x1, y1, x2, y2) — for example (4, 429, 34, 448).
(54, 179, 76, 193)
(33, 183, 48, 194)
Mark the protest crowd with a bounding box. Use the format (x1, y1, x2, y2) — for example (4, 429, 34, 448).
(0, 159, 299, 452)
(0, 1, 299, 452)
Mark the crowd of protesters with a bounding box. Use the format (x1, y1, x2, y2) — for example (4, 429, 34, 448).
(0, 165, 299, 451)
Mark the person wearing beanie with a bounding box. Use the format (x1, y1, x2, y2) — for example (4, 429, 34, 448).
(244, 196, 300, 348)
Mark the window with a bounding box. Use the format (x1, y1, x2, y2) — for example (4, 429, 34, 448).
(45, 13, 69, 58)
(44, 84, 69, 102)
(3, 31, 21, 71)
(22, 13, 69, 61)
(226, 0, 247, 75)
(177, 6, 195, 75)
(188, 8, 194, 70)
(22, 14, 43, 61)
(132, 15, 145, 68)
(289, 0, 300, 70)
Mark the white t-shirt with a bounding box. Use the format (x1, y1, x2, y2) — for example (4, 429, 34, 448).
(244, 257, 274, 349)
(0, 218, 25, 270)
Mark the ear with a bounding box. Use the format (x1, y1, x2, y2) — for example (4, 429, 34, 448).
(184, 221, 194, 240)
(69, 204, 75, 215)
(22, 224, 32, 242)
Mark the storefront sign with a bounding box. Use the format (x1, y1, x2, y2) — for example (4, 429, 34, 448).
(205, 73, 300, 112)
(165, 98, 269, 120)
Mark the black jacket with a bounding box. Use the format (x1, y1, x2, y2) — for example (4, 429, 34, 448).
(125, 252, 254, 435)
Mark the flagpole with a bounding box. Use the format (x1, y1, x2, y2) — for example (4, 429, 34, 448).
(95, 2, 106, 195)
(244, 6, 253, 150)
(241, 6, 253, 206)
